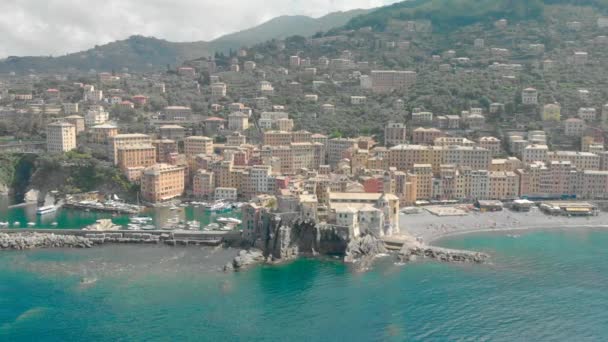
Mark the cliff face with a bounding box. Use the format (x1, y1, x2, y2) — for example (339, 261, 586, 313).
(252, 214, 349, 262)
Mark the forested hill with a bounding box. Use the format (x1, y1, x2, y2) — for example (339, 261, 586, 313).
(0, 9, 370, 74)
(344, 0, 545, 32)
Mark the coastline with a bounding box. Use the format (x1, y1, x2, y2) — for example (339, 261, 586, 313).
(402, 207, 608, 244)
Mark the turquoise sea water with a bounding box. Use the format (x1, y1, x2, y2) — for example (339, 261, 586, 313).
(1, 228, 608, 341)
(0, 196, 241, 230)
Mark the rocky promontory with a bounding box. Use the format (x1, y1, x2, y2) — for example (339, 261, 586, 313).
(0, 232, 93, 250)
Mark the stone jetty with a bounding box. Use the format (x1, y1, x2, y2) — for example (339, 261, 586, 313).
(398, 239, 488, 264)
(0, 232, 93, 250)
(0, 229, 236, 251)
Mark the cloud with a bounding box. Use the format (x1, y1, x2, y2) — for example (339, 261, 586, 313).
(0, 0, 398, 57)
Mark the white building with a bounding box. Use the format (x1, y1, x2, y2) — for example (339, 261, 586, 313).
(522, 88, 538, 105)
(84, 106, 109, 127)
(47, 122, 76, 153)
(215, 187, 238, 201)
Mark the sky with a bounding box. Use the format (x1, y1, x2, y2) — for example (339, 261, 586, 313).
(0, 0, 399, 58)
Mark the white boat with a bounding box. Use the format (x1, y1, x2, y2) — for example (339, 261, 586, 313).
(130, 217, 152, 224)
(141, 225, 156, 230)
(27, 222, 35, 227)
(0, 222, 8, 227)
(204, 223, 221, 231)
(127, 224, 142, 230)
(206, 201, 227, 211)
(51, 222, 58, 226)
(13, 222, 20, 226)
(36, 205, 57, 215)
(217, 217, 242, 225)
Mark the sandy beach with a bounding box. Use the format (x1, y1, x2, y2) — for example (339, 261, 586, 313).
(401, 207, 608, 243)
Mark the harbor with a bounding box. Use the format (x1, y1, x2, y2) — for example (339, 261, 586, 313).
(0, 195, 244, 233)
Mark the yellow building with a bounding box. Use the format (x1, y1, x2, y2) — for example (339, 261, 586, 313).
(542, 103, 561, 121)
(140, 163, 185, 203)
(117, 145, 157, 183)
(109, 133, 151, 164)
(184, 136, 213, 157)
(263, 131, 292, 146)
(412, 164, 433, 200)
(489, 171, 520, 200)
(91, 123, 118, 144)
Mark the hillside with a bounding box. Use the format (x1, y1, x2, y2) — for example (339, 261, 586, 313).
(344, 0, 608, 32)
(211, 9, 372, 51)
(0, 36, 210, 74)
(0, 9, 370, 74)
(345, 0, 545, 31)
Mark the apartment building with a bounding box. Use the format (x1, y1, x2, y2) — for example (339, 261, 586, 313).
(412, 127, 442, 144)
(489, 171, 520, 200)
(151, 139, 178, 163)
(384, 122, 407, 146)
(109, 133, 151, 164)
(522, 144, 549, 165)
(478, 137, 501, 156)
(547, 151, 600, 170)
(84, 107, 109, 126)
(184, 136, 213, 157)
(211, 83, 227, 98)
(193, 170, 214, 198)
(47, 122, 76, 153)
(327, 138, 358, 167)
(228, 112, 249, 131)
(370, 70, 417, 93)
(521, 88, 538, 105)
(64, 115, 85, 134)
(388, 144, 491, 174)
(263, 131, 292, 146)
(140, 163, 185, 203)
(91, 123, 118, 144)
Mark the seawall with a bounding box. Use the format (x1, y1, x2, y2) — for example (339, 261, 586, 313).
(0, 229, 243, 250)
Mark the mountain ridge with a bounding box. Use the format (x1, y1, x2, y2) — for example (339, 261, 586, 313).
(0, 8, 371, 73)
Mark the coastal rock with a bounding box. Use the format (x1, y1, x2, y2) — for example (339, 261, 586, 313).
(82, 219, 121, 231)
(0, 233, 93, 250)
(344, 234, 388, 263)
(24, 189, 40, 203)
(398, 240, 488, 264)
(225, 249, 265, 271)
(344, 235, 388, 272)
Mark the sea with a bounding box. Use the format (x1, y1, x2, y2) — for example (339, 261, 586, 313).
(1, 228, 608, 341)
(0, 195, 241, 230)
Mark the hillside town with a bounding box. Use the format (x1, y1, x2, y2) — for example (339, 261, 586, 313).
(3, 8, 608, 240)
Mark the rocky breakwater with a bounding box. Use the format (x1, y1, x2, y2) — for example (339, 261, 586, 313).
(224, 249, 266, 272)
(0, 232, 93, 250)
(398, 239, 489, 264)
(344, 234, 388, 271)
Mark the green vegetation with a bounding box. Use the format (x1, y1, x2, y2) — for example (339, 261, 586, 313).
(345, 0, 544, 31)
(211, 9, 372, 51)
(29, 152, 138, 200)
(0, 152, 138, 202)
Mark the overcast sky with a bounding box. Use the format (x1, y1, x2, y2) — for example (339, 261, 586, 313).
(0, 0, 399, 58)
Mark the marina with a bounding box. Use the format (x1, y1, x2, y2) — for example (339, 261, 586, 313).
(0, 196, 243, 232)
